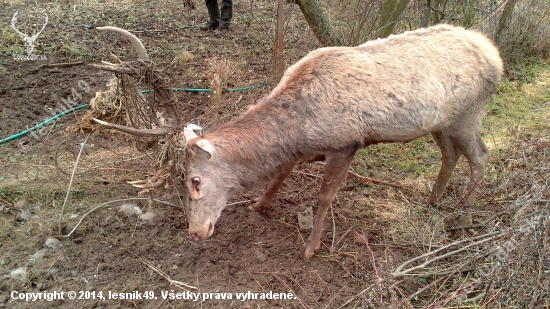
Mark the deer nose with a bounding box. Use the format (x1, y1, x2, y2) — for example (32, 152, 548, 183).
(191, 233, 201, 242)
(189, 222, 214, 241)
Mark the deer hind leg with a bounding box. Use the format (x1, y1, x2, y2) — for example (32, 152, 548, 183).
(251, 160, 298, 211)
(428, 131, 462, 205)
(305, 150, 355, 259)
(429, 121, 490, 207)
(451, 132, 490, 206)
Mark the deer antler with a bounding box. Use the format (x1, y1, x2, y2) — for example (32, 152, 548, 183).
(90, 26, 180, 137)
(92, 118, 170, 136)
(95, 26, 150, 61)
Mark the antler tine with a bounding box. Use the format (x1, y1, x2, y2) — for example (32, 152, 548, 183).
(92, 118, 169, 136)
(130, 178, 166, 189)
(96, 26, 150, 62)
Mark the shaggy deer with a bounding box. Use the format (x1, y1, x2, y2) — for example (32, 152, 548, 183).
(184, 24, 502, 258)
(95, 24, 503, 259)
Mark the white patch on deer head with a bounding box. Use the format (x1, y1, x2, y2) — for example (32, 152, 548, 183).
(183, 124, 202, 142)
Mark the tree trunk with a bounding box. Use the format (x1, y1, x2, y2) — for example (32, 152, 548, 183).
(494, 0, 518, 45)
(273, 0, 286, 83)
(462, 0, 476, 28)
(376, 0, 409, 38)
(293, 0, 342, 46)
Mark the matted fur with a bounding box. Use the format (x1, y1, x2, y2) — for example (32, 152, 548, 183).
(185, 24, 503, 259)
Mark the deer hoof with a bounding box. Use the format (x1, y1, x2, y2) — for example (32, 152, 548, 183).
(304, 246, 315, 259)
(304, 239, 320, 259)
(249, 198, 271, 212)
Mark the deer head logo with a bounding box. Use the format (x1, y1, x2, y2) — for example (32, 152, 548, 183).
(11, 11, 49, 56)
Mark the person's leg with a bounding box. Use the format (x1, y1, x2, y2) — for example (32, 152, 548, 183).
(219, 0, 232, 30)
(199, 0, 220, 31)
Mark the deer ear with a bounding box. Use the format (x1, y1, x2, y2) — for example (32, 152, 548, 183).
(189, 139, 213, 160)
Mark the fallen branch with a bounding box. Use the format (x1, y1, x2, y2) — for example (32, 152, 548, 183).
(348, 170, 404, 188)
(0, 198, 12, 207)
(316, 162, 403, 188)
(226, 199, 254, 207)
(293, 170, 322, 179)
(242, 264, 266, 292)
(129, 178, 165, 189)
(332, 227, 353, 253)
(393, 231, 502, 277)
(0, 80, 47, 94)
(407, 268, 454, 302)
(33, 61, 84, 72)
(406, 247, 498, 303)
(330, 204, 336, 252)
(356, 231, 384, 306)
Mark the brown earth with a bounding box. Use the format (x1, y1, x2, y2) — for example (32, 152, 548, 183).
(1, 1, 549, 309)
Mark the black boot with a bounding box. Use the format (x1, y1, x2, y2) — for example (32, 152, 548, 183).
(218, 0, 232, 31)
(199, 0, 220, 31)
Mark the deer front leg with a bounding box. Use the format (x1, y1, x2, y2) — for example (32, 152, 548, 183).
(427, 132, 461, 205)
(250, 160, 298, 211)
(305, 151, 355, 259)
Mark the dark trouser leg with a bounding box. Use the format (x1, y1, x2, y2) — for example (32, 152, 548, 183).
(219, 0, 232, 29)
(200, 0, 220, 30)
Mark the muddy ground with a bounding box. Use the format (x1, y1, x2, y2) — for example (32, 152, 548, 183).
(1, 1, 549, 308)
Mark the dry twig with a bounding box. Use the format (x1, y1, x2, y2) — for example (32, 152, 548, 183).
(316, 161, 403, 188)
(123, 248, 197, 291)
(249, 0, 275, 43)
(336, 284, 375, 309)
(348, 170, 404, 188)
(356, 231, 384, 306)
(393, 231, 502, 277)
(271, 273, 310, 309)
(61, 197, 179, 238)
(33, 61, 84, 71)
(58, 133, 91, 235)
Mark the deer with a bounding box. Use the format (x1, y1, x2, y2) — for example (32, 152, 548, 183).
(93, 24, 503, 259)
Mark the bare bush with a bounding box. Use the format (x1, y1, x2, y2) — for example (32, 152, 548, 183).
(482, 0, 550, 62)
(325, 0, 550, 63)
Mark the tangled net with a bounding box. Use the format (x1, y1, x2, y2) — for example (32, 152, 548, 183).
(81, 57, 187, 195)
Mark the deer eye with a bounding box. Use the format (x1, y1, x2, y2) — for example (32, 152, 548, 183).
(191, 177, 201, 186)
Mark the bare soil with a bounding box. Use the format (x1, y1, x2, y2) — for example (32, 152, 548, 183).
(1, 1, 549, 309)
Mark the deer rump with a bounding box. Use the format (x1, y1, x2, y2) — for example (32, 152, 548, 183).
(186, 25, 502, 259)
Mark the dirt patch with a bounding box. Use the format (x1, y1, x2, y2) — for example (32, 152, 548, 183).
(1, 1, 549, 308)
